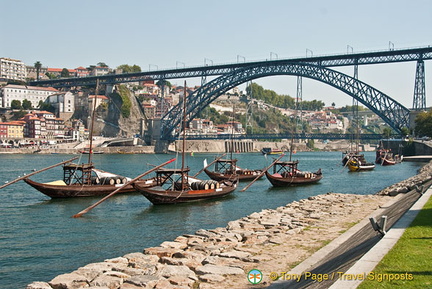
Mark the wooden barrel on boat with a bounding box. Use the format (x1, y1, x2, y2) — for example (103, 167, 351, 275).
(208, 181, 215, 189)
(100, 177, 116, 185)
(91, 177, 100, 184)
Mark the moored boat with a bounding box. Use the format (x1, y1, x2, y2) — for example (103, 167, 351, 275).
(347, 154, 376, 172)
(375, 144, 400, 166)
(133, 167, 238, 204)
(261, 147, 284, 155)
(134, 81, 238, 205)
(24, 162, 157, 198)
(265, 160, 322, 187)
(204, 158, 263, 181)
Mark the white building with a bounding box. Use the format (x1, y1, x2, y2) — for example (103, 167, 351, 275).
(0, 84, 59, 108)
(46, 91, 75, 120)
(0, 58, 27, 81)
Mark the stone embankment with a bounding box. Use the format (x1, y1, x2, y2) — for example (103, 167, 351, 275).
(377, 161, 432, 196)
(26, 162, 432, 289)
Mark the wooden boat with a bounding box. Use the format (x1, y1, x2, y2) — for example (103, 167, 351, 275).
(347, 154, 376, 172)
(261, 147, 284, 155)
(265, 160, 322, 187)
(342, 151, 357, 166)
(375, 149, 396, 166)
(133, 82, 238, 205)
(24, 162, 157, 198)
(375, 142, 401, 166)
(133, 167, 238, 204)
(204, 158, 263, 182)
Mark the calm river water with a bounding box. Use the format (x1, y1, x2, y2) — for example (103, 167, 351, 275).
(0, 151, 423, 288)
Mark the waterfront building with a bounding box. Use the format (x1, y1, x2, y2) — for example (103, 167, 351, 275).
(21, 111, 64, 139)
(0, 84, 59, 109)
(0, 121, 24, 139)
(0, 58, 27, 81)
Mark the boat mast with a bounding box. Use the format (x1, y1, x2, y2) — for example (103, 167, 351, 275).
(88, 79, 99, 165)
(181, 81, 187, 189)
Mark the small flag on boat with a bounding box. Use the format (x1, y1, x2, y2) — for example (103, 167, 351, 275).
(203, 159, 208, 168)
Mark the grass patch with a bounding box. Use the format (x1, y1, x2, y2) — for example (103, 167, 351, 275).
(358, 195, 432, 289)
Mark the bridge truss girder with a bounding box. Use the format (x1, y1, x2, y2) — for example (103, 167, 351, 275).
(413, 59, 426, 110)
(161, 62, 411, 140)
(30, 47, 432, 88)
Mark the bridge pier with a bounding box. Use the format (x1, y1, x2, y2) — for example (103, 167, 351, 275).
(225, 140, 254, 153)
(154, 140, 170, 154)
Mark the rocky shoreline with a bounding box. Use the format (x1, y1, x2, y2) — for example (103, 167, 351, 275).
(26, 162, 432, 289)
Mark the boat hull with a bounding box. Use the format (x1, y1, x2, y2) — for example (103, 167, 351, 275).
(133, 180, 237, 205)
(24, 178, 155, 198)
(381, 158, 396, 166)
(204, 168, 263, 182)
(265, 171, 323, 187)
(347, 162, 376, 172)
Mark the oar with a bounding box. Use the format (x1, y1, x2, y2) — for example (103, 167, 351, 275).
(0, 156, 79, 190)
(72, 158, 176, 218)
(193, 153, 227, 177)
(240, 154, 285, 192)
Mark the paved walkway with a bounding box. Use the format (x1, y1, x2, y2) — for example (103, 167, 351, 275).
(268, 182, 431, 289)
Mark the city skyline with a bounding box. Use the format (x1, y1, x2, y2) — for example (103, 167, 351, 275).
(2, 0, 432, 108)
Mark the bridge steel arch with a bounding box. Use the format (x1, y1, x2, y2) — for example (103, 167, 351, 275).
(161, 62, 410, 140)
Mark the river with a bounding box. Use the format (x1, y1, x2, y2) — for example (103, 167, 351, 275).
(0, 151, 423, 288)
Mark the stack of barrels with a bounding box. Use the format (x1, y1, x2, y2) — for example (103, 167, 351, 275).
(191, 180, 220, 190)
(92, 176, 128, 185)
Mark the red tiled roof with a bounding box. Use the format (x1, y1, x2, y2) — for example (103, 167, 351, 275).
(5, 84, 58, 92)
(47, 68, 77, 73)
(89, 95, 109, 100)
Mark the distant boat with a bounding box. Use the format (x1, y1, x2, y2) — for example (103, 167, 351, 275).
(265, 160, 322, 187)
(347, 154, 376, 172)
(375, 141, 402, 166)
(261, 147, 284, 155)
(204, 158, 263, 182)
(80, 149, 104, 154)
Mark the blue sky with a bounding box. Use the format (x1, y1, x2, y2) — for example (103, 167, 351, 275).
(2, 0, 432, 107)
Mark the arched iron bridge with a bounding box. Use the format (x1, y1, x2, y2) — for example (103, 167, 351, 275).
(161, 62, 410, 140)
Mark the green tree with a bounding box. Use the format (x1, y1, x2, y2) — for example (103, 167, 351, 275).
(37, 100, 55, 113)
(45, 72, 57, 79)
(61, 68, 70, 78)
(97, 62, 108, 67)
(11, 100, 22, 109)
(22, 99, 32, 110)
(117, 64, 141, 73)
(34, 61, 42, 81)
(382, 127, 393, 138)
(156, 80, 172, 89)
(414, 109, 432, 137)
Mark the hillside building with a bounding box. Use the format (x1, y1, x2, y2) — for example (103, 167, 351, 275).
(0, 58, 27, 81)
(0, 84, 59, 109)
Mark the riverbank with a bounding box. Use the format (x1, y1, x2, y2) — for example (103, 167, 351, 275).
(0, 139, 370, 155)
(26, 161, 432, 289)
